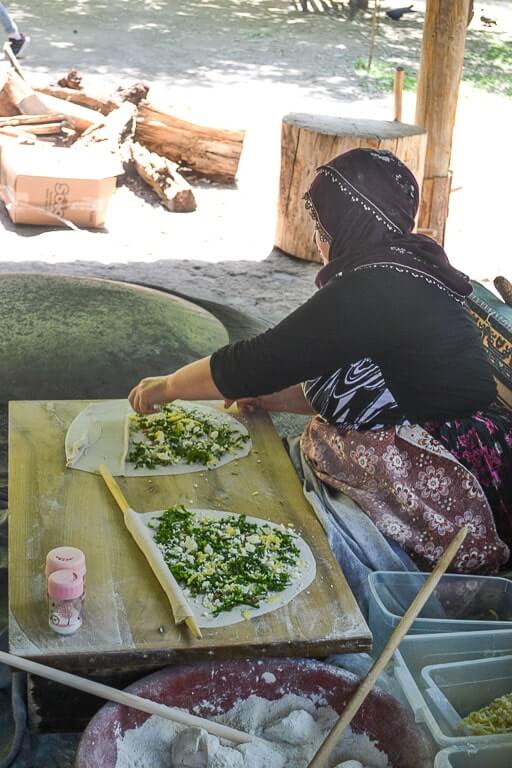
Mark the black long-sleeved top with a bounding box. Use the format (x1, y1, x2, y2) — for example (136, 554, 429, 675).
(210, 267, 496, 428)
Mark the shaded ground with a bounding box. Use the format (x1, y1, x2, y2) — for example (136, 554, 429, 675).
(1, 1, 511, 280)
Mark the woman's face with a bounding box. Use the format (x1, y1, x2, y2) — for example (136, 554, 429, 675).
(314, 228, 330, 264)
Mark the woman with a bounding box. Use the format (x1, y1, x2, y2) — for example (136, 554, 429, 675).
(129, 148, 511, 574)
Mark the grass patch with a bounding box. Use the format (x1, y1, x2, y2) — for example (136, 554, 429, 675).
(354, 33, 512, 98)
(354, 58, 417, 93)
(463, 33, 512, 97)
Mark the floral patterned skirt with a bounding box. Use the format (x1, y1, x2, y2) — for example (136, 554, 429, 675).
(424, 403, 512, 553)
(300, 413, 510, 574)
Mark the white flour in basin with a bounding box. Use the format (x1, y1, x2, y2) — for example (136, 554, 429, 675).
(114, 693, 390, 768)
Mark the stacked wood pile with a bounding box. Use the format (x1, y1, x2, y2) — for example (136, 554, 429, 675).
(0, 48, 245, 215)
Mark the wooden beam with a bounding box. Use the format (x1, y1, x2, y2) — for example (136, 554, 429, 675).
(415, 0, 471, 243)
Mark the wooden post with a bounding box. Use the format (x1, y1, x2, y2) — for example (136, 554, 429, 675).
(415, 0, 471, 244)
(393, 67, 404, 121)
(368, 0, 380, 71)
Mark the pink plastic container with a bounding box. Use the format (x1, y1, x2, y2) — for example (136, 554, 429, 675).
(45, 546, 86, 579)
(48, 570, 84, 635)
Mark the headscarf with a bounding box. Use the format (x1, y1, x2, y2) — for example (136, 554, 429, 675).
(304, 148, 471, 298)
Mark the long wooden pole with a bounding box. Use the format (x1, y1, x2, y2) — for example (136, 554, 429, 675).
(415, 0, 471, 243)
(308, 527, 469, 768)
(0, 649, 255, 744)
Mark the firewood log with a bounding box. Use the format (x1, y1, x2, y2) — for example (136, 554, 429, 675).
(135, 102, 245, 183)
(36, 85, 119, 116)
(74, 102, 136, 149)
(129, 141, 196, 212)
(0, 67, 103, 132)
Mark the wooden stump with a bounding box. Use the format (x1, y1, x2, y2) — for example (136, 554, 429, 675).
(275, 114, 427, 263)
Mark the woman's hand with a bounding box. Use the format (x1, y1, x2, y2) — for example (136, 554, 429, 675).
(224, 385, 316, 415)
(128, 375, 172, 414)
(128, 358, 223, 413)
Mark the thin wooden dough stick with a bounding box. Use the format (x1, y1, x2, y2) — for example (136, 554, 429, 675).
(0, 649, 254, 743)
(99, 463, 202, 639)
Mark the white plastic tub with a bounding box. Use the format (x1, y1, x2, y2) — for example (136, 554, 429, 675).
(434, 744, 512, 767)
(422, 655, 512, 738)
(393, 629, 512, 748)
(369, 572, 512, 651)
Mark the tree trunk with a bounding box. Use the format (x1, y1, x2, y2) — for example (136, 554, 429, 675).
(129, 141, 196, 213)
(135, 103, 245, 183)
(275, 113, 427, 262)
(415, 0, 471, 244)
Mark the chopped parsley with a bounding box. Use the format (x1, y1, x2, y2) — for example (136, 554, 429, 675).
(149, 506, 301, 616)
(127, 403, 249, 469)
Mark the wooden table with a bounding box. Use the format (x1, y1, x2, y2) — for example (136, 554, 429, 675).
(9, 400, 371, 730)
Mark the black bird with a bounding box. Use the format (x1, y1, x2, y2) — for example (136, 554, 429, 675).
(480, 12, 497, 27)
(386, 5, 415, 21)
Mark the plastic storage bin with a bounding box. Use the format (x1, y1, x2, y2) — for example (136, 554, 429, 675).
(393, 629, 512, 748)
(369, 572, 512, 650)
(435, 744, 512, 767)
(422, 656, 512, 738)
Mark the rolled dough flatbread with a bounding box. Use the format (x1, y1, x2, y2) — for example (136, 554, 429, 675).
(142, 508, 317, 629)
(65, 399, 251, 477)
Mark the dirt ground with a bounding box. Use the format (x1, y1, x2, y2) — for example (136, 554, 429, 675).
(1, 5, 511, 765)
(0, 0, 511, 300)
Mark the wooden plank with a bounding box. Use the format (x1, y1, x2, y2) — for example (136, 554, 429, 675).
(9, 401, 371, 671)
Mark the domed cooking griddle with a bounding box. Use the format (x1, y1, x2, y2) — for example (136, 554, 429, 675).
(0, 274, 229, 403)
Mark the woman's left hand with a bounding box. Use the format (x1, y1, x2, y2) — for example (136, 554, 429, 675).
(128, 376, 172, 414)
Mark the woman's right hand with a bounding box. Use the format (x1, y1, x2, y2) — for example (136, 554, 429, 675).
(128, 375, 172, 414)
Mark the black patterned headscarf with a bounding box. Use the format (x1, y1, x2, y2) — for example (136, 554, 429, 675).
(304, 148, 471, 298)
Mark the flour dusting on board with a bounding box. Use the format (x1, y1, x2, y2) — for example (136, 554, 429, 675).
(114, 693, 390, 768)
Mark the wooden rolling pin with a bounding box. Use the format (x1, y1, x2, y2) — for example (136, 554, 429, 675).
(99, 464, 202, 639)
(308, 526, 469, 768)
(0, 649, 253, 744)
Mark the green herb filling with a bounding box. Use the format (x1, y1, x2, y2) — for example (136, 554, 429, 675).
(149, 505, 301, 616)
(128, 403, 249, 469)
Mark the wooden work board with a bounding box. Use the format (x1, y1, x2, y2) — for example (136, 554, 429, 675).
(9, 400, 371, 727)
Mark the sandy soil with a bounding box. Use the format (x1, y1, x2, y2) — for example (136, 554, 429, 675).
(0, 0, 511, 298)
